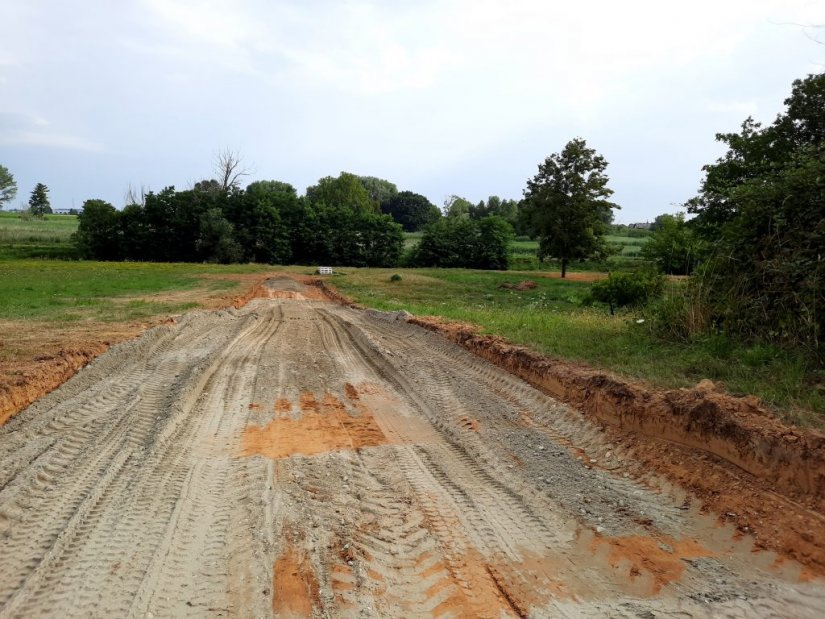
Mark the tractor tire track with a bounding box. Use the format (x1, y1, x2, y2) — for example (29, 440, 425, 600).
(1, 277, 823, 618)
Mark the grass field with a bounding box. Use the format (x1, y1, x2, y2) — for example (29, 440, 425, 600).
(401, 230, 653, 272)
(328, 268, 824, 427)
(0, 212, 80, 259)
(0, 260, 270, 324)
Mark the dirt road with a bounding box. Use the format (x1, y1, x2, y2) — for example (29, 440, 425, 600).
(1, 278, 823, 617)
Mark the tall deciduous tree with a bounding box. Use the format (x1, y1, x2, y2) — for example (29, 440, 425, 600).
(28, 183, 52, 218)
(522, 139, 618, 277)
(74, 199, 121, 259)
(381, 191, 440, 231)
(214, 149, 250, 191)
(444, 195, 473, 219)
(357, 175, 398, 206)
(0, 164, 17, 209)
(306, 172, 377, 215)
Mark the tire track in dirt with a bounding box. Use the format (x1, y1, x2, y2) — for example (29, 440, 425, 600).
(1, 277, 824, 618)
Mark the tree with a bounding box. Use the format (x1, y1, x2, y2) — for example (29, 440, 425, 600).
(444, 195, 473, 219)
(687, 72, 825, 351)
(28, 183, 52, 218)
(476, 216, 514, 270)
(357, 176, 398, 206)
(640, 213, 704, 275)
(413, 218, 479, 267)
(196, 208, 243, 263)
(74, 199, 121, 259)
(0, 165, 17, 209)
(215, 149, 249, 191)
(522, 139, 618, 277)
(411, 216, 513, 269)
(306, 172, 377, 215)
(381, 191, 441, 231)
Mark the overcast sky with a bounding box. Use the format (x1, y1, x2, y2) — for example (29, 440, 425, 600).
(2, 1, 823, 223)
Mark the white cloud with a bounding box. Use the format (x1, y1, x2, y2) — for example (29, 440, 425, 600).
(0, 112, 103, 152)
(0, 131, 105, 152)
(1, 0, 823, 219)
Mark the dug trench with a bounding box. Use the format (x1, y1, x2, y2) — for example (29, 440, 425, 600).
(0, 276, 822, 617)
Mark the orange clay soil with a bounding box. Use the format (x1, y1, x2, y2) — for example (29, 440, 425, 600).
(272, 532, 321, 618)
(0, 272, 274, 426)
(242, 391, 392, 459)
(589, 534, 716, 596)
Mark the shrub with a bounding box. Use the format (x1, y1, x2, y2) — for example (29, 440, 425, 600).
(590, 271, 663, 314)
(411, 216, 513, 269)
(644, 277, 712, 341)
(390, 274, 402, 282)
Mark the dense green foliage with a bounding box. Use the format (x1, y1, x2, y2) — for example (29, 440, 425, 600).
(28, 183, 52, 218)
(590, 271, 664, 314)
(687, 72, 825, 354)
(0, 165, 17, 208)
(640, 213, 703, 275)
(75, 173, 404, 266)
(357, 176, 398, 205)
(381, 191, 441, 232)
(522, 139, 618, 277)
(306, 172, 378, 215)
(411, 216, 514, 269)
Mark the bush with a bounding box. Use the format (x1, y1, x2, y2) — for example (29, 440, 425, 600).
(640, 213, 703, 275)
(411, 216, 513, 269)
(590, 271, 663, 314)
(390, 274, 402, 282)
(644, 276, 713, 341)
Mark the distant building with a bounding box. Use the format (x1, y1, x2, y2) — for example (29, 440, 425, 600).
(53, 208, 80, 215)
(629, 222, 652, 230)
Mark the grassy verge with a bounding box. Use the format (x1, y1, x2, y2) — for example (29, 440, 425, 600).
(327, 268, 824, 427)
(0, 260, 271, 323)
(0, 212, 80, 259)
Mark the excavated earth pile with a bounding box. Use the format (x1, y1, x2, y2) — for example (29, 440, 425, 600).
(1, 277, 824, 618)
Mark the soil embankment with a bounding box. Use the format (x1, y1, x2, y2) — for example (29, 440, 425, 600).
(0, 273, 273, 427)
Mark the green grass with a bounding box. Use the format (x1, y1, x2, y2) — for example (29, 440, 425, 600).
(0, 212, 80, 259)
(0, 260, 270, 323)
(402, 231, 655, 272)
(328, 268, 824, 427)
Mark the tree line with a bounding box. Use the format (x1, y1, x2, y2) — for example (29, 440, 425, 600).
(75, 173, 406, 267)
(71, 165, 524, 269)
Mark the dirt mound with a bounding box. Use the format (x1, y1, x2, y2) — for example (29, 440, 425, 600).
(0, 346, 107, 426)
(499, 280, 539, 291)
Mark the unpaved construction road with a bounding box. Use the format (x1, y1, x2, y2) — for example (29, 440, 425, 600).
(1, 278, 823, 618)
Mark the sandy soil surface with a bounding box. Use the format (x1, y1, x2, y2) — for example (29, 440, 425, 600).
(1, 277, 823, 618)
(0, 272, 269, 426)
